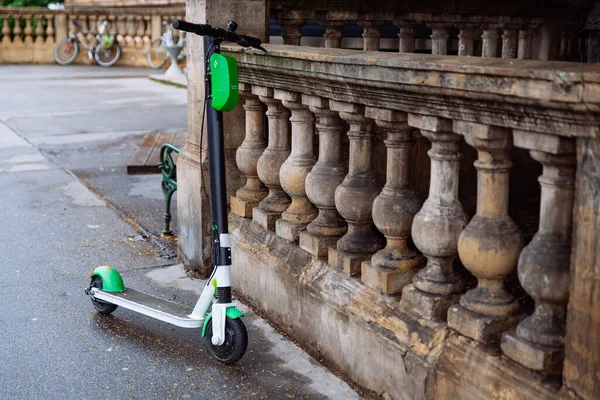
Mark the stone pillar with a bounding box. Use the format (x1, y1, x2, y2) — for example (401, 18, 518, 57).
(54, 13, 68, 42)
(279, 18, 306, 46)
(482, 27, 499, 58)
(430, 24, 449, 55)
(394, 19, 416, 53)
(563, 136, 600, 399)
(151, 15, 162, 42)
(231, 84, 268, 218)
(518, 28, 533, 59)
(45, 14, 55, 44)
(178, 0, 268, 276)
(300, 95, 347, 257)
(23, 15, 33, 44)
(400, 115, 467, 321)
(13, 14, 22, 44)
(274, 90, 317, 243)
(252, 86, 291, 231)
(448, 122, 523, 344)
(501, 132, 576, 375)
(328, 101, 383, 276)
(502, 26, 519, 59)
(323, 20, 344, 49)
(457, 24, 476, 56)
(359, 20, 381, 51)
(362, 108, 422, 295)
(34, 15, 44, 44)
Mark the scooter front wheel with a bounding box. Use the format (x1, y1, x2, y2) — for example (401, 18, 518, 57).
(205, 317, 248, 364)
(89, 276, 118, 315)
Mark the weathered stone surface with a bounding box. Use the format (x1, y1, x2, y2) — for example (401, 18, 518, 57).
(299, 231, 338, 258)
(401, 285, 461, 321)
(328, 248, 370, 276)
(448, 304, 524, 344)
(252, 207, 280, 231)
(563, 137, 600, 400)
(501, 331, 565, 374)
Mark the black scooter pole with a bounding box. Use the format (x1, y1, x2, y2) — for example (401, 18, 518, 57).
(204, 36, 232, 304)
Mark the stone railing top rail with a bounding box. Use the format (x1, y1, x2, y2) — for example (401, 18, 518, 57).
(223, 43, 600, 138)
(270, 0, 597, 19)
(0, 6, 184, 16)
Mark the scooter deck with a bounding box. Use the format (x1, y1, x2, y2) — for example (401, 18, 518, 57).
(92, 288, 204, 328)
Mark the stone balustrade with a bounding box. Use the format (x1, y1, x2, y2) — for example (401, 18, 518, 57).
(270, 4, 598, 62)
(222, 42, 600, 399)
(0, 6, 184, 66)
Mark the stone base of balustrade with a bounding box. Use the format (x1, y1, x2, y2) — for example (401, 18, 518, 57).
(400, 285, 461, 322)
(501, 331, 564, 375)
(299, 231, 338, 258)
(227, 214, 564, 400)
(448, 304, 524, 345)
(276, 218, 306, 244)
(230, 196, 259, 218)
(252, 208, 280, 231)
(328, 248, 370, 277)
(361, 260, 420, 295)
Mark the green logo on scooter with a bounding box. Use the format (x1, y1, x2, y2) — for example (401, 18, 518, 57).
(210, 53, 238, 112)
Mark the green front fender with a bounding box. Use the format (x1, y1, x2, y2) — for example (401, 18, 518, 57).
(89, 265, 125, 293)
(201, 307, 244, 337)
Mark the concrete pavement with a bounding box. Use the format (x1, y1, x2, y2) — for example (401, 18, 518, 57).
(0, 66, 363, 400)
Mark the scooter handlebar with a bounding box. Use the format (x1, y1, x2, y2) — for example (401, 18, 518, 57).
(172, 19, 265, 51)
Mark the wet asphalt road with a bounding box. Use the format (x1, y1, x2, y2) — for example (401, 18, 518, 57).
(0, 66, 361, 400)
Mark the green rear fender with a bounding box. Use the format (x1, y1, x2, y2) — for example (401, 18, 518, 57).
(201, 307, 244, 337)
(89, 265, 125, 292)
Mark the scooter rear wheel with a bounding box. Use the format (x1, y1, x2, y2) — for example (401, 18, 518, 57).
(205, 317, 248, 364)
(89, 276, 118, 315)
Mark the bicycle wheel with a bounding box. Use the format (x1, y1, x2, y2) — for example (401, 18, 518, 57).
(94, 43, 121, 67)
(147, 38, 168, 69)
(54, 38, 79, 66)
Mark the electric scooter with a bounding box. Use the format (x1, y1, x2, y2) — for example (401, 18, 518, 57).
(85, 19, 266, 364)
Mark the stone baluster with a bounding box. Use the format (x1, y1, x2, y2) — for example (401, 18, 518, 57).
(278, 17, 306, 46)
(13, 15, 22, 44)
(135, 16, 145, 48)
(328, 102, 383, 276)
(143, 16, 152, 47)
(430, 23, 449, 55)
(502, 25, 519, 59)
(252, 86, 291, 231)
(395, 20, 416, 53)
(231, 84, 268, 218)
(22, 15, 33, 44)
(79, 15, 89, 39)
(400, 115, 467, 321)
(299, 96, 347, 257)
(358, 19, 381, 51)
(34, 15, 44, 44)
(125, 16, 135, 47)
(362, 108, 422, 295)
(1, 15, 10, 44)
(116, 16, 126, 45)
(457, 24, 477, 56)
(482, 26, 500, 58)
(448, 122, 523, 344)
(322, 20, 344, 49)
(501, 133, 576, 375)
(45, 15, 55, 44)
(87, 15, 97, 42)
(274, 90, 317, 243)
(518, 28, 533, 59)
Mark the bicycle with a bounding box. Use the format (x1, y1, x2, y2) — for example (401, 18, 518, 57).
(147, 22, 186, 69)
(54, 20, 121, 67)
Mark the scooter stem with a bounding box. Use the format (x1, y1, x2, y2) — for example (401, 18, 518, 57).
(204, 36, 233, 304)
